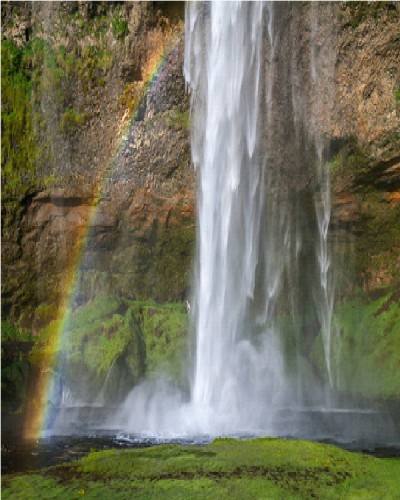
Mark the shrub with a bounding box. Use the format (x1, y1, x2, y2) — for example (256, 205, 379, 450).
(112, 15, 129, 39)
(59, 108, 86, 135)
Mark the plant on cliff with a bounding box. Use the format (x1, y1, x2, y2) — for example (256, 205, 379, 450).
(1, 321, 34, 412)
(1, 40, 41, 204)
(164, 110, 190, 131)
(1, 320, 34, 342)
(112, 14, 129, 39)
(28, 294, 190, 405)
(131, 302, 189, 383)
(59, 108, 86, 135)
(312, 290, 400, 398)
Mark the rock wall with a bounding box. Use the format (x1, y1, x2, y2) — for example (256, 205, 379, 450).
(1, 1, 399, 412)
(2, 1, 194, 329)
(332, 2, 400, 292)
(1, 0, 399, 334)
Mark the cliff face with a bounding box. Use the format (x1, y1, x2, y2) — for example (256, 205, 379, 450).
(3, 2, 399, 329)
(331, 3, 400, 292)
(1, 2, 399, 408)
(2, 1, 193, 329)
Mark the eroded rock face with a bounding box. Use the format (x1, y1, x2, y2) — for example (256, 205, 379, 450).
(2, 2, 399, 330)
(336, 3, 400, 155)
(2, 2, 194, 328)
(331, 4, 400, 292)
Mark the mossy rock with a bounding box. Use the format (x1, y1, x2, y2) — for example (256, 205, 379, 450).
(330, 138, 400, 291)
(29, 294, 190, 405)
(57, 295, 145, 404)
(3, 438, 400, 498)
(1, 321, 35, 413)
(131, 301, 189, 384)
(312, 289, 400, 399)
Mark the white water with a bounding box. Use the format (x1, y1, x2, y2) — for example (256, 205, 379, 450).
(112, 2, 340, 437)
(185, 1, 287, 433)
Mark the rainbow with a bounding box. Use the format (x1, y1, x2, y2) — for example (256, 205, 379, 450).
(24, 35, 182, 440)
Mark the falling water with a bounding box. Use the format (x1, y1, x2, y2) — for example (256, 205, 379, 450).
(184, 1, 286, 434)
(181, 1, 340, 434)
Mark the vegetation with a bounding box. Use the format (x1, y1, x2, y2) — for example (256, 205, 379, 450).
(312, 290, 400, 398)
(328, 138, 400, 290)
(3, 438, 400, 498)
(25, 294, 189, 404)
(112, 15, 129, 39)
(131, 301, 189, 383)
(328, 138, 372, 182)
(1, 26, 115, 207)
(342, 2, 400, 29)
(60, 108, 86, 135)
(164, 110, 190, 131)
(120, 82, 146, 114)
(1, 354, 31, 413)
(1, 294, 189, 414)
(1, 40, 42, 204)
(1, 321, 34, 412)
(1, 34, 110, 206)
(1, 320, 34, 342)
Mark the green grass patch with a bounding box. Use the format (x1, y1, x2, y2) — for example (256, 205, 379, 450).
(3, 438, 400, 499)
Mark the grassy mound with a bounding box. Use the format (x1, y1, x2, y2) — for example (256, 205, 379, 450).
(3, 438, 400, 499)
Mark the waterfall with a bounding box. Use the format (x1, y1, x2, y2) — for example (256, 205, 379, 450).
(184, 2, 284, 433)
(116, 1, 340, 437)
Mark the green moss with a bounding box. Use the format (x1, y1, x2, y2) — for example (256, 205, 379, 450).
(112, 15, 129, 39)
(1, 320, 34, 342)
(355, 192, 400, 288)
(120, 82, 146, 114)
(108, 217, 195, 303)
(64, 295, 189, 384)
(1, 34, 113, 189)
(131, 302, 189, 382)
(28, 294, 188, 404)
(328, 138, 372, 183)
(60, 108, 86, 135)
(329, 138, 400, 290)
(29, 319, 62, 367)
(1, 40, 42, 204)
(4, 438, 400, 499)
(163, 110, 190, 131)
(62, 295, 145, 381)
(1, 356, 31, 413)
(1, 34, 109, 205)
(1, 320, 35, 412)
(312, 290, 400, 398)
(33, 303, 59, 331)
(395, 87, 400, 104)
